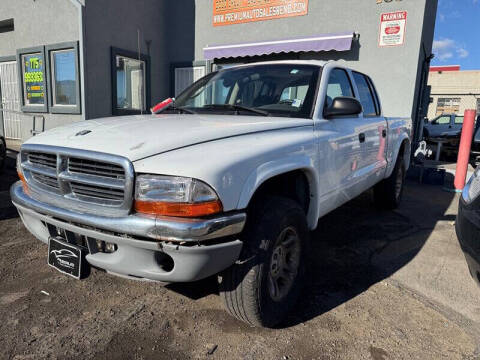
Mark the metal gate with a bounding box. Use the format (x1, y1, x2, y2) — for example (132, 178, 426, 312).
(0, 61, 22, 139)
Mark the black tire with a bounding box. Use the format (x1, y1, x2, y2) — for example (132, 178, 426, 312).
(0, 137, 6, 171)
(218, 196, 309, 328)
(374, 155, 406, 210)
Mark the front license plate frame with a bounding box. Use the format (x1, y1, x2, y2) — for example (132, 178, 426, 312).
(47, 237, 85, 279)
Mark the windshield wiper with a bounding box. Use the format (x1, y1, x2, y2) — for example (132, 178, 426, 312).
(162, 105, 197, 114)
(172, 106, 197, 114)
(203, 104, 269, 117)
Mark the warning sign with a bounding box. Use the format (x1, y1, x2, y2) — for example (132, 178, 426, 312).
(379, 11, 407, 47)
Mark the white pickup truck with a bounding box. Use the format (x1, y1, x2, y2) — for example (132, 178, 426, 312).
(11, 60, 411, 327)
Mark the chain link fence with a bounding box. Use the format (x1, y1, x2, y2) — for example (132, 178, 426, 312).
(427, 93, 479, 120)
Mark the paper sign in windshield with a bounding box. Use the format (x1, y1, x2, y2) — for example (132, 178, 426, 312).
(379, 11, 407, 47)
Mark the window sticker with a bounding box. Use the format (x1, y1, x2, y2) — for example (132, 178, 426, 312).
(292, 99, 302, 108)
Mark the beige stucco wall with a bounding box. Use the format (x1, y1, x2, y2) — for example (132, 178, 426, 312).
(427, 70, 480, 119)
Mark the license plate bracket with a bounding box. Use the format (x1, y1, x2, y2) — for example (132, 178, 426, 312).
(48, 237, 88, 279)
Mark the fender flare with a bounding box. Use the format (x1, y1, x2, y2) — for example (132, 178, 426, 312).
(236, 155, 320, 229)
(386, 134, 411, 179)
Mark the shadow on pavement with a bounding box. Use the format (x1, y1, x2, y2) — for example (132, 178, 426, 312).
(283, 177, 456, 327)
(170, 176, 457, 328)
(0, 155, 20, 220)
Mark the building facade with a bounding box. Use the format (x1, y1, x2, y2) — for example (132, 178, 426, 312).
(427, 66, 480, 119)
(0, 0, 438, 149)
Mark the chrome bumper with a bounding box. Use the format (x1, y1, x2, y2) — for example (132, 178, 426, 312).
(10, 181, 246, 242)
(10, 181, 245, 282)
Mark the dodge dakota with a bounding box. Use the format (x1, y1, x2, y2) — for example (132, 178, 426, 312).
(11, 61, 412, 327)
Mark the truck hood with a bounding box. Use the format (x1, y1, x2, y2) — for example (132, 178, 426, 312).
(25, 114, 312, 161)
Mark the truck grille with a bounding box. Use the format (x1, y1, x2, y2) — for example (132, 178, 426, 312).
(70, 181, 125, 201)
(28, 153, 57, 169)
(32, 173, 60, 190)
(20, 145, 135, 216)
(68, 158, 125, 180)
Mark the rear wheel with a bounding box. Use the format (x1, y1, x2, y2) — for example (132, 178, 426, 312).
(218, 196, 309, 328)
(374, 155, 406, 210)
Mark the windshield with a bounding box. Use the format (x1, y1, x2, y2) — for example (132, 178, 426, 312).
(173, 64, 321, 118)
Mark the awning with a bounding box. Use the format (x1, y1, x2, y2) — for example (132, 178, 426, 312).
(203, 31, 355, 60)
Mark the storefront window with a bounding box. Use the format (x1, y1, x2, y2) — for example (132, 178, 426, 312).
(51, 49, 77, 106)
(21, 52, 46, 107)
(115, 56, 145, 112)
(46, 42, 81, 114)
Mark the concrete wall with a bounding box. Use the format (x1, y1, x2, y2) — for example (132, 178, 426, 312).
(0, 0, 80, 142)
(191, 0, 438, 123)
(83, 0, 170, 119)
(427, 70, 480, 118)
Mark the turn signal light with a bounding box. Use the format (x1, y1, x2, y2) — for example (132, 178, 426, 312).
(18, 172, 29, 194)
(134, 200, 222, 218)
(16, 156, 29, 194)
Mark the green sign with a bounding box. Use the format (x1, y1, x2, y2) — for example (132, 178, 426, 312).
(23, 53, 45, 105)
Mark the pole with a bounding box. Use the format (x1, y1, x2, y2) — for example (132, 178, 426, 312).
(454, 109, 477, 190)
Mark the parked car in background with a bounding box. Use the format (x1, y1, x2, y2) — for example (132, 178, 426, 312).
(456, 168, 480, 287)
(424, 114, 464, 138)
(423, 114, 464, 160)
(469, 115, 480, 168)
(0, 135, 6, 171)
(11, 61, 412, 327)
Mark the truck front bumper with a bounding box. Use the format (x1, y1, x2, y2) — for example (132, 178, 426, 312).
(10, 181, 245, 282)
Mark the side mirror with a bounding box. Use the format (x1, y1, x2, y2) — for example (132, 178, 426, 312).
(324, 97, 363, 119)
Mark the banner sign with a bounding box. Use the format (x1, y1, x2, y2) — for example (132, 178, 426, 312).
(379, 11, 407, 47)
(23, 53, 45, 104)
(213, 0, 309, 27)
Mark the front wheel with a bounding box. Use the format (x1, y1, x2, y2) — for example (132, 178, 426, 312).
(374, 155, 406, 210)
(218, 196, 309, 328)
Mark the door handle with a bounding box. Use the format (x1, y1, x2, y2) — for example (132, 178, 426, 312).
(382, 129, 387, 138)
(359, 133, 366, 143)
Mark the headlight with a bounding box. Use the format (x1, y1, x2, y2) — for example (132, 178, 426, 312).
(134, 175, 222, 217)
(466, 168, 480, 203)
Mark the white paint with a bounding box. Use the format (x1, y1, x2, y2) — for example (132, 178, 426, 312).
(23, 61, 412, 229)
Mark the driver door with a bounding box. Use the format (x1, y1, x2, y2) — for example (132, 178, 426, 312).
(315, 68, 362, 217)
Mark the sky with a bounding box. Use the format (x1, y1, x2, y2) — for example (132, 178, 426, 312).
(432, 0, 480, 70)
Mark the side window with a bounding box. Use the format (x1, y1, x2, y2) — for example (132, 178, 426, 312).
(326, 68, 354, 108)
(352, 72, 377, 117)
(455, 116, 464, 124)
(434, 116, 451, 125)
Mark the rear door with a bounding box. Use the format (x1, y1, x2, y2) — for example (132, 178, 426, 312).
(351, 71, 388, 190)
